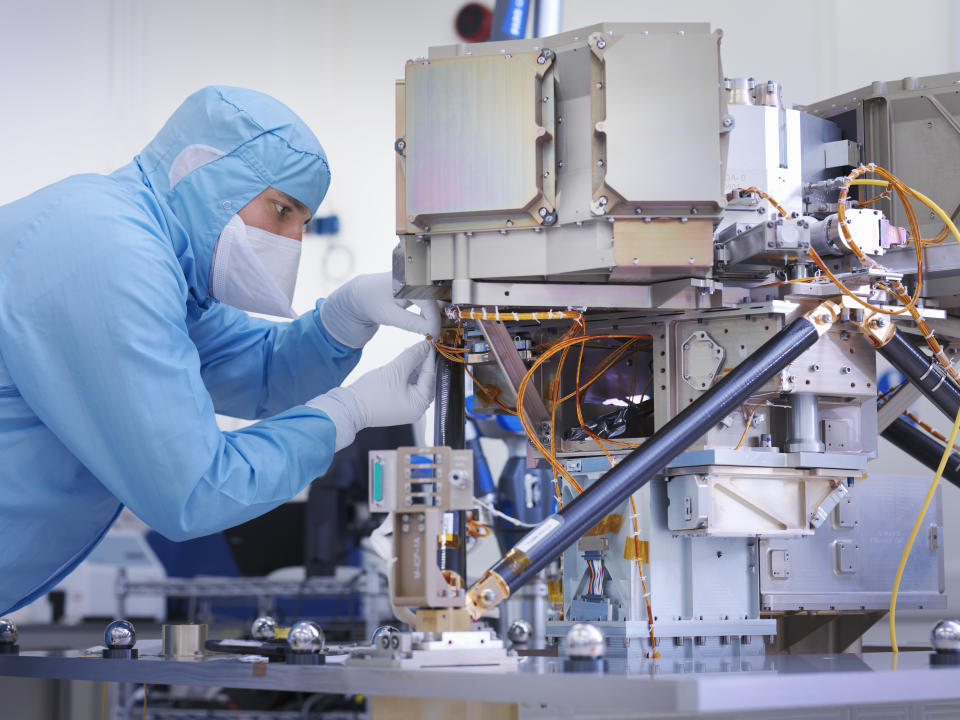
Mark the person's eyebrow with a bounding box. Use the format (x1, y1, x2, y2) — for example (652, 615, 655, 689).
(277, 191, 311, 221)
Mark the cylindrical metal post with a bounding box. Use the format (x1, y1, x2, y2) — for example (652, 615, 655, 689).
(533, 0, 562, 37)
(469, 315, 823, 610)
(452, 233, 470, 305)
(434, 354, 467, 580)
(877, 331, 960, 422)
(787, 393, 824, 452)
(882, 415, 960, 488)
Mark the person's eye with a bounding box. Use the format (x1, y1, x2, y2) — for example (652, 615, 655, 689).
(273, 202, 288, 217)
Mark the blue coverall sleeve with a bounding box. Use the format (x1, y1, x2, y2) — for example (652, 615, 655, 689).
(0, 209, 342, 542)
(187, 300, 360, 420)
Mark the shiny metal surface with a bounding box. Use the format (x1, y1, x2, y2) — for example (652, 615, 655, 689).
(0, 619, 17, 645)
(786, 392, 825, 453)
(726, 77, 755, 106)
(403, 50, 554, 232)
(507, 619, 533, 645)
(103, 620, 135, 649)
(2, 650, 960, 718)
(250, 616, 277, 642)
(287, 621, 324, 653)
(758, 474, 945, 612)
(371, 625, 399, 644)
(566, 623, 605, 658)
(600, 28, 726, 216)
(161, 624, 207, 658)
(932, 620, 960, 652)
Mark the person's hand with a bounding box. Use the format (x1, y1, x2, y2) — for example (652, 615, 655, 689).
(320, 272, 440, 348)
(307, 342, 436, 451)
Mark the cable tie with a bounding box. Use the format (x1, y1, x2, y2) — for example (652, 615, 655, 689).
(932, 372, 948, 393)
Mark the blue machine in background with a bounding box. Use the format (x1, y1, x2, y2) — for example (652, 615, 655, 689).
(466, 396, 556, 553)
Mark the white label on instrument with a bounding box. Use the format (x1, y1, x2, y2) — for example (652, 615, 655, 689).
(443, 512, 455, 534)
(515, 516, 562, 554)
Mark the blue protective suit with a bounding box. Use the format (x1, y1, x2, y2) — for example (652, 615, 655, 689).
(0, 87, 360, 614)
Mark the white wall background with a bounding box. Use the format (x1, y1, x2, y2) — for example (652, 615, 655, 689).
(3, 0, 960, 641)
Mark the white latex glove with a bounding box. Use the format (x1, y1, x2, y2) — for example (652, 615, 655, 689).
(320, 272, 441, 348)
(308, 341, 436, 451)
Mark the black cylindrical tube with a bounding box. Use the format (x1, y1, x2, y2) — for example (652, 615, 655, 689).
(882, 415, 960, 488)
(488, 316, 821, 593)
(878, 332, 960, 423)
(434, 354, 467, 577)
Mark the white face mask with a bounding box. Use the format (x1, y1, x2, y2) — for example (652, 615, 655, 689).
(209, 214, 302, 318)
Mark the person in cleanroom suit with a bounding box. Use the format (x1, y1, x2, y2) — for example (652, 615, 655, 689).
(0, 86, 440, 615)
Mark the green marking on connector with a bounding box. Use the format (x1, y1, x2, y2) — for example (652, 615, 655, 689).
(372, 461, 383, 502)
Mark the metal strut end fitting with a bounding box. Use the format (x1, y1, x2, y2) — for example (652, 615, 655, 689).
(802, 299, 842, 337)
(466, 570, 510, 619)
(857, 310, 897, 348)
